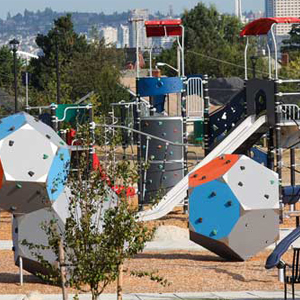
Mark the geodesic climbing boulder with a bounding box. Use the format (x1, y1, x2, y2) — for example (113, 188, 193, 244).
(189, 154, 279, 261)
(0, 112, 70, 214)
(12, 186, 118, 275)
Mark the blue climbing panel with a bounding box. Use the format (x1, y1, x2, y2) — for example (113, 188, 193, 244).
(189, 179, 241, 240)
(137, 77, 184, 97)
(46, 147, 70, 202)
(0, 113, 26, 141)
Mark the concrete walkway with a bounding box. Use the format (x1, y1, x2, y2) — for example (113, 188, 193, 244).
(0, 290, 295, 300)
(1, 227, 300, 252)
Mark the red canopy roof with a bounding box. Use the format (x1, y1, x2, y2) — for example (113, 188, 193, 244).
(240, 17, 300, 37)
(145, 19, 183, 37)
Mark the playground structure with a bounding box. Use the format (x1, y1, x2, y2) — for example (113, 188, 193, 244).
(1, 17, 300, 278)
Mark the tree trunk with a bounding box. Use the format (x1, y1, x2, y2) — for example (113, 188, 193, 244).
(117, 263, 123, 300)
(59, 240, 68, 300)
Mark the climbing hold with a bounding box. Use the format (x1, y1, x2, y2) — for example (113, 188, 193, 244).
(162, 176, 167, 180)
(270, 180, 275, 185)
(60, 153, 64, 161)
(9, 140, 14, 146)
(264, 194, 270, 199)
(238, 182, 243, 187)
(158, 121, 163, 126)
(28, 171, 34, 177)
(201, 176, 207, 180)
(158, 165, 164, 170)
(9, 126, 15, 132)
(43, 154, 49, 160)
(16, 184, 22, 189)
(240, 166, 245, 170)
(145, 122, 149, 127)
(173, 128, 178, 133)
(211, 229, 218, 236)
(193, 174, 198, 178)
(198, 217, 203, 223)
(142, 145, 146, 149)
(60, 141, 65, 146)
(226, 201, 232, 207)
(162, 132, 167, 137)
(169, 151, 174, 156)
(51, 188, 58, 194)
(46, 134, 51, 139)
(10, 206, 16, 212)
(209, 191, 217, 198)
(150, 155, 155, 160)
(174, 173, 178, 177)
(147, 179, 153, 184)
(225, 160, 231, 164)
(157, 145, 162, 149)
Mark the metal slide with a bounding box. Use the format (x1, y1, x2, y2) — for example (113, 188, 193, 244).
(138, 114, 267, 221)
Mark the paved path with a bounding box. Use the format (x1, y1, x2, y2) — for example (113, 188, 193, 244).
(1, 227, 300, 252)
(0, 290, 296, 300)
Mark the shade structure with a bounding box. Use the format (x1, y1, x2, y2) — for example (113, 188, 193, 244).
(145, 19, 182, 37)
(240, 17, 300, 37)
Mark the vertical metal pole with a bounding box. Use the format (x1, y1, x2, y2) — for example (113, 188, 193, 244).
(88, 104, 95, 173)
(290, 148, 296, 212)
(244, 37, 249, 80)
(182, 79, 188, 212)
(267, 128, 275, 171)
(50, 104, 58, 132)
(136, 78, 143, 209)
(275, 80, 283, 220)
(267, 44, 272, 79)
(25, 58, 29, 110)
(203, 74, 210, 156)
(19, 256, 23, 286)
(181, 25, 185, 77)
(270, 24, 278, 80)
(13, 48, 18, 113)
(136, 22, 140, 78)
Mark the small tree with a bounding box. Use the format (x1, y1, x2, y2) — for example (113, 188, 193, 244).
(23, 127, 165, 300)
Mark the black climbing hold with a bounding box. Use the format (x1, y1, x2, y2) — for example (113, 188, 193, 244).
(28, 171, 34, 177)
(9, 126, 15, 131)
(264, 194, 270, 199)
(238, 182, 243, 187)
(201, 176, 207, 180)
(209, 191, 217, 198)
(193, 174, 198, 178)
(225, 160, 231, 164)
(240, 166, 245, 171)
(9, 140, 14, 146)
(46, 134, 51, 139)
(226, 201, 232, 207)
(198, 217, 203, 223)
(15, 228, 18, 234)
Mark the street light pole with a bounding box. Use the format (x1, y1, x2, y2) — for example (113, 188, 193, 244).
(9, 39, 20, 113)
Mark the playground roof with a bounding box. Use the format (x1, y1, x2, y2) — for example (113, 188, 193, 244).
(145, 19, 183, 37)
(240, 17, 300, 36)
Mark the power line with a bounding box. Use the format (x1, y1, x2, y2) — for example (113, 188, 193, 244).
(187, 50, 271, 77)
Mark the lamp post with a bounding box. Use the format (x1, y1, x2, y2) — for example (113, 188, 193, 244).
(156, 62, 180, 76)
(9, 39, 20, 113)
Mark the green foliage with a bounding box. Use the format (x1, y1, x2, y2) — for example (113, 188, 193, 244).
(157, 3, 248, 77)
(282, 25, 300, 60)
(29, 14, 128, 113)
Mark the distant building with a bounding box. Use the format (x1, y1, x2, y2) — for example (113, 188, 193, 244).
(265, 0, 300, 36)
(100, 26, 118, 46)
(129, 9, 151, 49)
(118, 24, 130, 48)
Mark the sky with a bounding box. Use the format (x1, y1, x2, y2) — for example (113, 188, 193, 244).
(0, 0, 264, 19)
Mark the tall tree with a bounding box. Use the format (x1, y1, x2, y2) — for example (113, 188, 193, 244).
(158, 3, 246, 77)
